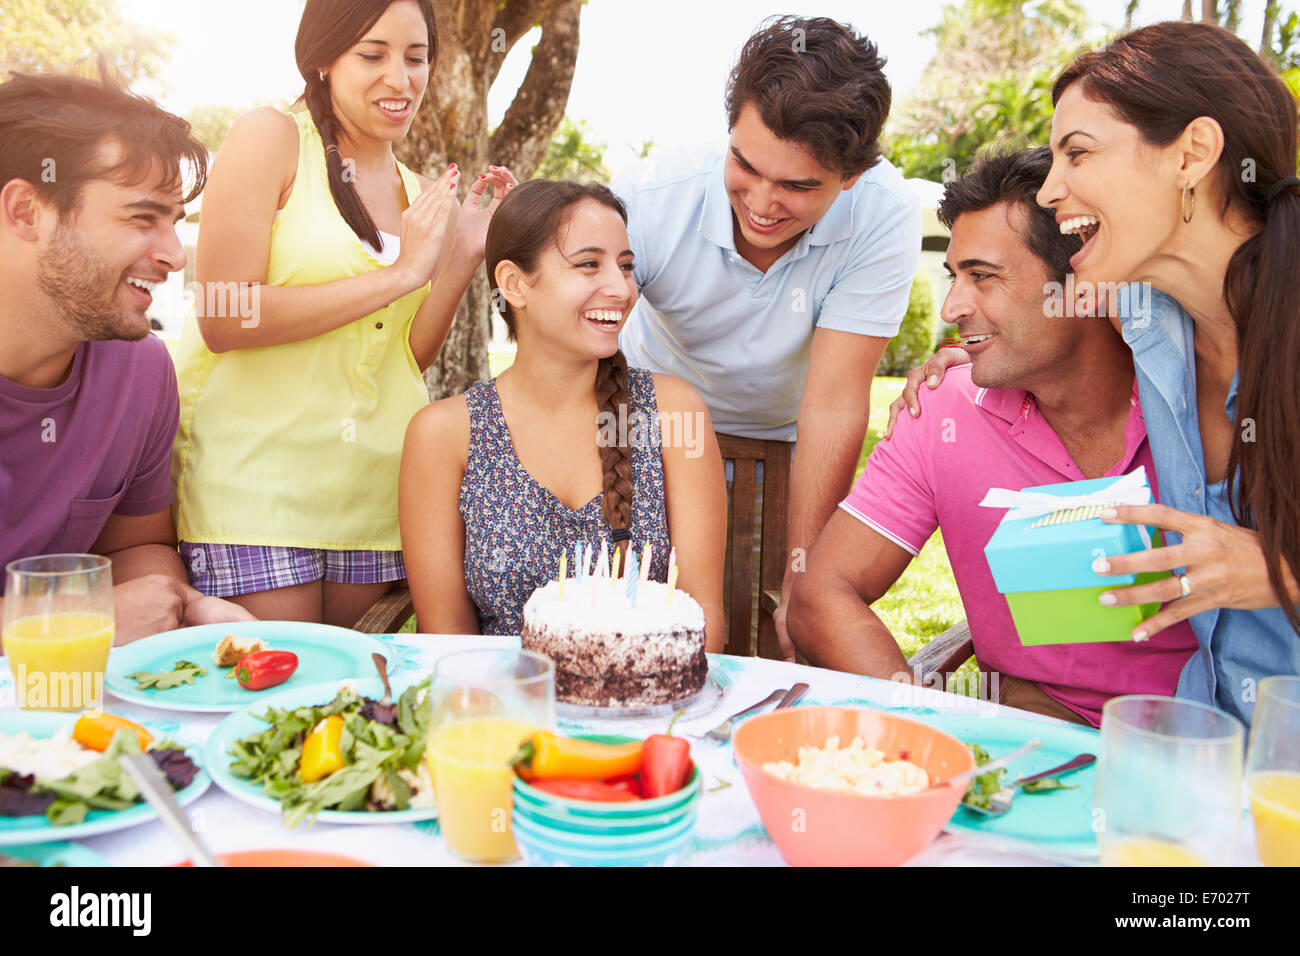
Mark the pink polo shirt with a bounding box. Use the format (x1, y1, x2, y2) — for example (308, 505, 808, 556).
(841, 365, 1198, 726)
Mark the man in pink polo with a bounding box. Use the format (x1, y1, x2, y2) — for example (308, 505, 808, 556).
(785, 147, 1197, 726)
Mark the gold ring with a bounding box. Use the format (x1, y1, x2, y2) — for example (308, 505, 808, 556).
(1179, 574, 1192, 598)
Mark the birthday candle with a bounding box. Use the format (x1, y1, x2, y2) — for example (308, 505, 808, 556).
(558, 552, 567, 600)
(574, 541, 582, 579)
(597, 540, 609, 578)
(665, 565, 679, 604)
(640, 543, 652, 583)
(666, 546, 677, 585)
(625, 548, 640, 607)
(582, 543, 593, 578)
(611, 546, 622, 583)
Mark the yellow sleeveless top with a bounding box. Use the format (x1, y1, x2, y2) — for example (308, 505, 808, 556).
(171, 110, 430, 549)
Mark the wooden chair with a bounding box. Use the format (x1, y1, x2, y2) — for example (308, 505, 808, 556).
(354, 431, 800, 646)
(906, 619, 974, 687)
(353, 586, 414, 634)
(716, 433, 792, 659)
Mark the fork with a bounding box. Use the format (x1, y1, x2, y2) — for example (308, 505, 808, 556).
(696, 682, 810, 743)
(964, 752, 1096, 816)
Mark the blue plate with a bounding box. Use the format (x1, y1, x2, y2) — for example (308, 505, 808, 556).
(0, 710, 210, 847)
(0, 842, 109, 866)
(923, 712, 1100, 859)
(105, 622, 392, 713)
(205, 678, 438, 826)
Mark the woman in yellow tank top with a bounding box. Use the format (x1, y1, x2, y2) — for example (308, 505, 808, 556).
(171, 0, 515, 626)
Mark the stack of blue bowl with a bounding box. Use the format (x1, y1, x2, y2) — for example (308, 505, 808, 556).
(511, 739, 702, 867)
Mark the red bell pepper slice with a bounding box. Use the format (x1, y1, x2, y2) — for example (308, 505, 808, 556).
(604, 773, 642, 798)
(531, 779, 641, 802)
(640, 711, 693, 798)
(235, 650, 299, 691)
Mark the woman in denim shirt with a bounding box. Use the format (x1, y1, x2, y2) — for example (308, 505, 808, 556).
(1030, 21, 1300, 722)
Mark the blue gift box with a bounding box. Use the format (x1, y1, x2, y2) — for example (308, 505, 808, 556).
(982, 469, 1167, 645)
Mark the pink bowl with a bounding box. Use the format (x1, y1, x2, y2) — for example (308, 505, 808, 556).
(733, 706, 975, 866)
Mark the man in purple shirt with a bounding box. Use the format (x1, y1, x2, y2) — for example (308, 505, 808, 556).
(786, 148, 1197, 725)
(0, 71, 252, 644)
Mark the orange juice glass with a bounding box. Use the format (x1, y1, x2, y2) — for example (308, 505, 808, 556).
(3, 555, 114, 710)
(426, 649, 554, 863)
(1246, 675, 1300, 866)
(1096, 695, 1244, 866)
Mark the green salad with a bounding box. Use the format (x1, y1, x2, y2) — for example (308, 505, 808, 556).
(228, 678, 433, 828)
(0, 731, 199, 826)
(961, 743, 1006, 811)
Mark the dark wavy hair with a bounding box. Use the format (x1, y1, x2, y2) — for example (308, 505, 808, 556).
(295, 0, 438, 250)
(484, 179, 636, 553)
(0, 66, 208, 214)
(937, 146, 1081, 284)
(725, 15, 891, 178)
(1055, 21, 1300, 628)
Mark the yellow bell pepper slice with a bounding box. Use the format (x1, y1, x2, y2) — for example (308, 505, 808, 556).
(512, 732, 642, 781)
(300, 714, 346, 783)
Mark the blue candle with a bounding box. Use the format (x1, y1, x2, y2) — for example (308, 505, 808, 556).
(625, 548, 640, 607)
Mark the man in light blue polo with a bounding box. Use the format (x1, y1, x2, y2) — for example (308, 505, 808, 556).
(611, 16, 921, 656)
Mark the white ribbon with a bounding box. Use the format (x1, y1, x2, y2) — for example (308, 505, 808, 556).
(978, 466, 1151, 522)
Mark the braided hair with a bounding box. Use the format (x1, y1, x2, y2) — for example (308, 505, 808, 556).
(483, 179, 636, 554)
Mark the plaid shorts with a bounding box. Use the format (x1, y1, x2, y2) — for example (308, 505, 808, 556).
(179, 542, 406, 598)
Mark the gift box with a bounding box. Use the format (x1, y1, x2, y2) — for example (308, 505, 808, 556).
(981, 467, 1169, 646)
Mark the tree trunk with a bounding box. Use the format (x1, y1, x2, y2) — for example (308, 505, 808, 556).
(1261, 2, 1280, 56)
(395, 0, 583, 400)
(1224, 0, 1243, 33)
(1181, 0, 1193, 21)
(1200, 0, 1218, 24)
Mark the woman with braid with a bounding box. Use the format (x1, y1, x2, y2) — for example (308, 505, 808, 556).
(400, 180, 726, 649)
(171, 0, 515, 625)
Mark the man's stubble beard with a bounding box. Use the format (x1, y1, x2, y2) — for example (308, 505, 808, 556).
(36, 220, 147, 343)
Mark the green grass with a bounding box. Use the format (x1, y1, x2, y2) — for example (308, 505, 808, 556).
(859, 378, 973, 689)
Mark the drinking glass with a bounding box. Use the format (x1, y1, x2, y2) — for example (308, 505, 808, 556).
(1246, 675, 1300, 866)
(3, 555, 114, 711)
(1096, 695, 1244, 866)
(425, 649, 554, 863)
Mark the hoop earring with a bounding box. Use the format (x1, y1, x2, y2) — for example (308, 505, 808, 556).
(319, 70, 327, 82)
(1181, 184, 1195, 224)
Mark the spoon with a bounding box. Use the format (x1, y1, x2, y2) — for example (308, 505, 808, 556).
(372, 652, 393, 707)
(368, 652, 399, 724)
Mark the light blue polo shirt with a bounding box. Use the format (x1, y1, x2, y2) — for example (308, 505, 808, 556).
(611, 143, 921, 441)
(1116, 284, 1300, 725)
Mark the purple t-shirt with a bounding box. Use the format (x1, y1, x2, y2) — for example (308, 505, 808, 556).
(1, 336, 178, 586)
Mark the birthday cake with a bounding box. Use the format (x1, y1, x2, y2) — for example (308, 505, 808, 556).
(520, 577, 708, 708)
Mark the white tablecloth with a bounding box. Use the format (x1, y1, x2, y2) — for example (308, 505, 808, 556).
(0, 634, 1259, 866)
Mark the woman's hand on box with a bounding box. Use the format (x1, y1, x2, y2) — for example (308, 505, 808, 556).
(1092, 502, 1298, 639)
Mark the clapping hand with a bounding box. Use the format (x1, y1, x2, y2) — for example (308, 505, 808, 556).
(455, 165, 518, 262)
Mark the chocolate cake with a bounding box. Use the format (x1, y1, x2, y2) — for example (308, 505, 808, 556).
(520, 579, 707, 707)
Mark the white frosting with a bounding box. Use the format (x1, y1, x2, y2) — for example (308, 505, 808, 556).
(522, 579, 705, 635)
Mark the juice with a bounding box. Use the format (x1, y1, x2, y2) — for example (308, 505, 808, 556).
(2, 612, 114, 710)
(426, 718, 537, 862)
(1249, 771, 1300, 867)
(1100, 836, 1209, 867)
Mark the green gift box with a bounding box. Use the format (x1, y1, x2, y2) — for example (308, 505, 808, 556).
(981, 468, 1170, 646)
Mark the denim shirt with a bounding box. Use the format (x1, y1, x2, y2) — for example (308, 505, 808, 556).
(1116, 285, 1300, 723)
